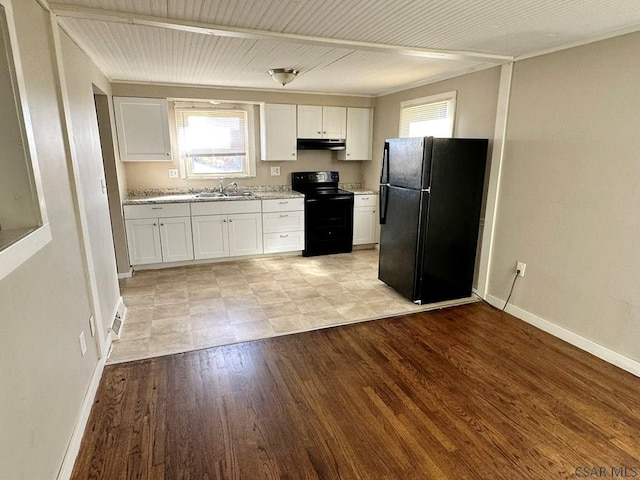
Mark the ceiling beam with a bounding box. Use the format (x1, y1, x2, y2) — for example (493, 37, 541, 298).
(49, 3, 513, 64)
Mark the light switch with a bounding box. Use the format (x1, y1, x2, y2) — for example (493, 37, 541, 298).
(168, 168, 179, 178)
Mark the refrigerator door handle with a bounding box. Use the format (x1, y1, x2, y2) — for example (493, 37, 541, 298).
(379, 184, 389, 224)
(380, 142, 390, 184)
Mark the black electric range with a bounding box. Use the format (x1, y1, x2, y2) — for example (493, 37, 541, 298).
(292, 171, 354, 257)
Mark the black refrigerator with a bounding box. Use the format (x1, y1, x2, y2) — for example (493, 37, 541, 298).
(378, 137, 487, 304)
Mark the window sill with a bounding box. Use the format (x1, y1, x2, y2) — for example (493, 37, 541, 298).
(0, 224, 52, 281)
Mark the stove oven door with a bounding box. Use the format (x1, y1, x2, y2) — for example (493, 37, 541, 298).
(304, 195, 354, 256)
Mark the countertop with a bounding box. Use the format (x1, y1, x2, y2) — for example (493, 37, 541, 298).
(123, 187, 376, 205)
(349, 189, 377, 195)
(123, 190, 304, 205)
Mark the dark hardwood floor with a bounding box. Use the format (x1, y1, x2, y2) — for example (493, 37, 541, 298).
(72, 302, 640, 479)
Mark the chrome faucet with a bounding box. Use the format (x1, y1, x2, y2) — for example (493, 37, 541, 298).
(224, 181, 238, 193)
(218, 179, 238, 193)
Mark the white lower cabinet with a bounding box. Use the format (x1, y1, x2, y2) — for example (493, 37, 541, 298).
(192, 214, 228, 259)
(353, 194, 378, 245)
(124, 203, 193, 265)
(191, 200, 263, 259)
(262, 198, 305, 253)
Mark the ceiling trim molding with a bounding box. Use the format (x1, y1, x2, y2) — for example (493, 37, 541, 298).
(110, 79, 377, 99)
(48, 3, 513, 64)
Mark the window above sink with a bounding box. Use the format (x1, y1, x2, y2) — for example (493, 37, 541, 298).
(173, 101, 257, 180)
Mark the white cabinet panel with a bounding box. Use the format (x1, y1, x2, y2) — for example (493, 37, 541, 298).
(260, 103, 297, 161)
(297, 105, 346, 139)
(125, 218, 162, 265)
(228, 213, 263, 256)
(353, 194, 378, 245)
(192, 215, 229, 259)
(113, 97, 172, 162)
(263, 211, 304, 234)
(263, 232, 305, 254)
(338, 108, 373, 161)
(159, 217, 193, 262)
(322, 106, 347, 139)
(123, 203, 190, 219)
(191, 199, 261, 216)
(261, 197, 304, 213)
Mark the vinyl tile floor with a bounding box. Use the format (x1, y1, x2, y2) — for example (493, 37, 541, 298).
(109, 249, 463, 364)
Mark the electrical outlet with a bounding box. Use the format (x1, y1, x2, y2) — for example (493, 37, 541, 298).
(79, 331, 87, 357)
(516, 261, 526, 277)
(270, 166, 281, 176)
(168, 168, 179, 178)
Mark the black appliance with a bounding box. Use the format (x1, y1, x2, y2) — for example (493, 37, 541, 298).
(292, 171, 354, 257)
(379, 137, 487, 304)
(297, 138, 346, 151)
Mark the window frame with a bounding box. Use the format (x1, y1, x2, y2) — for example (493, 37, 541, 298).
(0, 0, 51, 282)
(399, 91, 457, 139)
(173, 101, 257, 180)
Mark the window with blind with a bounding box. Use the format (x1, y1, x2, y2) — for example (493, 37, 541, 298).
(175, 105, 255, 178)
(399, 92, 457, 138)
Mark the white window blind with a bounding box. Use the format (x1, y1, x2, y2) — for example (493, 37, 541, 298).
(175, 108, 250, 176)
(399, 93, 456, 138)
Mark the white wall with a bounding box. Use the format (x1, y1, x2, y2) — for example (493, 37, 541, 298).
(489, 32, 640, 364)
(0, 1, 105, 478)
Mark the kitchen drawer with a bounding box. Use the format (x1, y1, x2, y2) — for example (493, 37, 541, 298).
(263, 231, 304, 254)
(262, 197, 304, 213)
(191, 199, 261, 216)
(354, 194, 377, 207)
(123, 203, 190, 219)
(263, 211, 304, 234)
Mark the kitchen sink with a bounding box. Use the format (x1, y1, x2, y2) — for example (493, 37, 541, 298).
(194, 191, 254, 198)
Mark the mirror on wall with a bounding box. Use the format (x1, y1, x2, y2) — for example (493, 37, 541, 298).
(0, 0, 51, 280)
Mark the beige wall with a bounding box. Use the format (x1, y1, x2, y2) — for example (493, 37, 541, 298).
(112, 83, 374, 191)
(60, 32, 121, 340)
(0, 2, 102, 478)
(365, 67, 502, 191)
(489, 32, 640, 362)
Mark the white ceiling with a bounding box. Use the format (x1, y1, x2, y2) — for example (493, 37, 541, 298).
(50, 0, 640, 96)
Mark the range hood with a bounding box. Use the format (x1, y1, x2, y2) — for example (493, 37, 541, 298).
(297, 138, 346, 151)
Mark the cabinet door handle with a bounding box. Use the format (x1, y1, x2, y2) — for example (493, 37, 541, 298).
(153, 223, 157, 226)
(362, 197, 369, 200)
(279, 201, 288, 205)
(279, 214, 289, 217)
(151, 207, 163, 210)
(280, 234, 289, 238)
(223, 219, 227, 222)
(160, 223, 164, 226)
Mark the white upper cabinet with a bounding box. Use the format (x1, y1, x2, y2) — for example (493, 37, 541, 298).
(297, 105, 346, 139)
(113, 97, 172, 162)
(338, 107, 373, 161)
(260, 103, 297, 161)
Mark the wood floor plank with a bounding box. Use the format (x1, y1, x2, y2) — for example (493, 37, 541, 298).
(71, 302, 640, 479)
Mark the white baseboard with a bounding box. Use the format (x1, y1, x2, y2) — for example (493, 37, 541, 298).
(117, 270, 132, 279)
(56, 350, 109, 480)
(485, 294, 640, 378)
